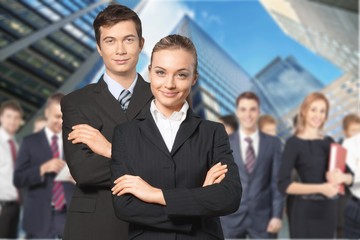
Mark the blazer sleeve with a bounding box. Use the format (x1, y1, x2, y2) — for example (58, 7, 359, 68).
(270, 137, 285, 219)
(111, 125, 193, 233)
(61, 95, 111, 187)
(13, 137, 44, 188)
(277, 138, 298, 194)
(162, 124, 242, 217)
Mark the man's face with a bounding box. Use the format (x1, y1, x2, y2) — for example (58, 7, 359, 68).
(236, 99, 260, 133)
(45, 102, 62, 134)
(96, 20, 144, 80)
(0, 108, 22, 135)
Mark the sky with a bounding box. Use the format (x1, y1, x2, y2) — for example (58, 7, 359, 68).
(135, 0, 343, 85)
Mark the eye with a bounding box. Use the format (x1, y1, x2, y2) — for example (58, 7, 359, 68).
(155, 70, 165, 76)
(177, 72, 189, 79)
(104, 39, 114, 44)
(125, 37, 135, 44)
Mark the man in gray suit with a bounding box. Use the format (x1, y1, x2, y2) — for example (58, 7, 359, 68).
(221, 91, 284, 239)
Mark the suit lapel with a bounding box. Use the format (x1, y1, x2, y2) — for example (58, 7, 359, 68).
(39, 130, 54, 162)
(231, 133, 248, 180)
(138, 111, 171, 157)
(93, 77, 126, 124)
(170, 109, 201, 156)
(126, 75, 153, 120)
(251, 132, 266, 176)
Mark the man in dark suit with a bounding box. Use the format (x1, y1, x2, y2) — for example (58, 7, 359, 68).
(14, 93, 74, 238)
(221, 91, 284, 239)
(60, 4, 153, 240)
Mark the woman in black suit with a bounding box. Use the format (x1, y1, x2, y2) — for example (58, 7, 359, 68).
(277, 92, 352, 238)
(110, 34, 242, 239)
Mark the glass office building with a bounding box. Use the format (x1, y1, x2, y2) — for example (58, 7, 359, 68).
(172, 15, 254, 121)
(260, 0, 358, 77)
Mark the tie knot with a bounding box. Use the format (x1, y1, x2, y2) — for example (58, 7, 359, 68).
(245, 137, 253, 145)
(52, 135, 58, 141)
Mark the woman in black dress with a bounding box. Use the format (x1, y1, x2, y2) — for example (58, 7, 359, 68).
(278, 92, 352, 238)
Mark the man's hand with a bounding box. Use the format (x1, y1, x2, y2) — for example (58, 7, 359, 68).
(267, 218, 282, 234)
(112, 175, 166, 205)
(40, 158, 65, 176)
(68, 124, 111, 158)
(203, 162, 228, 187)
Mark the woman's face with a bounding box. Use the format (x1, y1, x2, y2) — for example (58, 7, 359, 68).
(305, 99, 327, 130)
(149, 49, 197, 117)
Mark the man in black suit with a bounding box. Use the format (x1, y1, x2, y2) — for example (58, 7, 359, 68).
(220, 92, 284, 239)
(60, 4, 153, 240)
(14, 93, 74, 238)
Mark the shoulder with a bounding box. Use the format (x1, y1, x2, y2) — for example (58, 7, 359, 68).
(21, 131, 44, 145)
(61, 82, 98, 105)
(198, 119, 226, 132)
(260, 132, 281, 144)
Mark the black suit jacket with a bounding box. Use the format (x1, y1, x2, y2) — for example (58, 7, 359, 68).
(111, 109, 242, 240)
(61, 75, 153, 240)
(13, 130, 74, 237)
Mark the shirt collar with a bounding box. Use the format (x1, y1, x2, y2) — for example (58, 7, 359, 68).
(44, 127, 62, 140)
(150, 100, 189, 122)
(103, 72, 138, 99)
(0, 127, 13, 142)
(239, 128, 259, 143)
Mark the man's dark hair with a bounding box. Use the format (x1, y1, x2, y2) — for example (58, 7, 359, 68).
(93, 4, 142, 46)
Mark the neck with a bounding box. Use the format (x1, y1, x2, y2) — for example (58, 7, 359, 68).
(300, 126, 322, 139)
(241, 127, 257, 136)
(106, 70, 137, 89)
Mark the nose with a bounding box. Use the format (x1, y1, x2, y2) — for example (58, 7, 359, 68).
(164, 75, 175, 89)
(115, 42, 126, 55)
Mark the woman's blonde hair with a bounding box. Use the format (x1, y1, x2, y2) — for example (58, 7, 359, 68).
(295, 92, 330, 135)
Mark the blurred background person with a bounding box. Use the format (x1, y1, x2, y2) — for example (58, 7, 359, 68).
(14, 93, 74, 239)
(0, 100, 23, 239)
(278, 92, 352, 238)
(221, 91, 284, 239)
(341, 113, 360, 142)
(335, 113, 360, 238)
(218, 114, 239, 135)
(33, 115, 47, 133)
(342, 131, 360, 239)
(258, 114, 277, 136)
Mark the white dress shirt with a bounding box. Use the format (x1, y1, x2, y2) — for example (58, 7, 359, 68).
(238, 129, 260, 163)
(0, 127, 18, 201)
(44, 127, 63, 159)
(103, 72, 138, 99)
(150, 100, 189, 152)
(342, 133, 360, 199)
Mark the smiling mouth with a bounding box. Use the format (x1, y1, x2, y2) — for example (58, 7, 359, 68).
(162, 91, 178, 97)
(113, 59, 128, 64)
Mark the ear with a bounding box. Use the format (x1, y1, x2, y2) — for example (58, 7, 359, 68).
(44, 108, 50, 119)
(139, 37, 145, 51)
(96, 44, 102, 57)
(191, 73, 198, 86)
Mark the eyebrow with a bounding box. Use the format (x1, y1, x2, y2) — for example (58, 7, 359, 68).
(102, 34, 137, 41)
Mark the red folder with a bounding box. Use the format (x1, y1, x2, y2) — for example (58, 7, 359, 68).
(328, 143, 347, 195)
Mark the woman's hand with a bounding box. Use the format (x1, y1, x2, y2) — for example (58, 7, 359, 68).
(321, 182, 339, 198)
(326, 169, 353, 185)
(203, 162, 228, 187)
(112, 175, 166, 205)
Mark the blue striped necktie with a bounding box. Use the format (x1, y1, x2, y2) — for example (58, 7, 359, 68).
(118, 90, 131, 110)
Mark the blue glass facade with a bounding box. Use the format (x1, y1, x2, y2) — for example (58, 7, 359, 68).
(171, 16, 254, 120)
